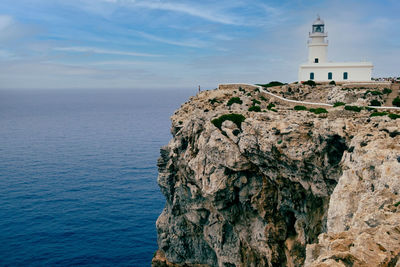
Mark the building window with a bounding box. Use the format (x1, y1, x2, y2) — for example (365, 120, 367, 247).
(328, 72, 332, 80)
(343, 72, 348, 80)
(314, 58, 319, 63)
(310, 72, 314, 80)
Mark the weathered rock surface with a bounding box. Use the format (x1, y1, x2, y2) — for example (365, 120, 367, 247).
(152, 84, 400, 267)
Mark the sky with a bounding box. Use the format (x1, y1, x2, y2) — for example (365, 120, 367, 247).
(0, 0, 399, 90)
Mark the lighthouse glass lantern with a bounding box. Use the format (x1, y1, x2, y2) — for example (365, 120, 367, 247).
(313, 24, 324, 33)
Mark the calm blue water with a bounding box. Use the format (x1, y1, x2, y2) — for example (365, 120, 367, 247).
(0, 89, 192, 266)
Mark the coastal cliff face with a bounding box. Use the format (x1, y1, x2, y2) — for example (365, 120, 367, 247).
(152, 84, 400, 267)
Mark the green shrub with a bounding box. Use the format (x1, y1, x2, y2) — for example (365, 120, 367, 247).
(257, 81, 284, 88)
(248, 105, 261, 112)
(345, 105, 362, 112)
(247, 93, 252, 96)
(388, 113, 400, 120)
(370, 112, 388, 117)
(294, 105, 307, 111)
(211, 114, 246, 130)
(309, 108, 328, 114)
(260, 96, 268, 101)
(365, 90, 382, 96)
(270, 108, 278, 112)
(303, 80, 316, 86)
(227, 97, 242, 106)
(239, 87, 246, 93)
(267, 103, 275, 110)
(370, 99, 381, 106)
(383, 88, 392, 94)
(329, 80, 336, 85)
(333, 102, 346, 107)
(393, 97, 400, 107)
(209, 98, 221, 104)
(252, 99, 261, 105)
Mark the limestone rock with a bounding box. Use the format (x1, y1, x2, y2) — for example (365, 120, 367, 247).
(152, 84, 400, 267)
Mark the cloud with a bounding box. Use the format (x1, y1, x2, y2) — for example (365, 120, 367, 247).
(0, 14, 42, 43)
(0, 15, 13, 30)
(53, 46, 162, 57)
(107, 0, 243, 25)
(131, 30, 208, 48)
(0, 49, 14, 59)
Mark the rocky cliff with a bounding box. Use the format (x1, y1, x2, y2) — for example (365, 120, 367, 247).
(152, 84, 400, 267)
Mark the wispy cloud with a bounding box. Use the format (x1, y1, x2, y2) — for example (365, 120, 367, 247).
(103, 0, 245, 25)
(132, 30, 208, 48)
(0, 14, 13, 30)
(0, 49, 14, 58)
(53, 46, 162, 57)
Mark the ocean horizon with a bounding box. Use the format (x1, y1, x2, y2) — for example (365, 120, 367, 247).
(0, 88, 193, 266)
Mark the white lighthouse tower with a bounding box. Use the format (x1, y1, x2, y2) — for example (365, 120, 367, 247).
(308, 16, 328, 64)
(298, 16, 373, 82)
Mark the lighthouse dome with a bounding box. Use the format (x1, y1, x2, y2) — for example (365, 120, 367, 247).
(313, 16, 324, 25)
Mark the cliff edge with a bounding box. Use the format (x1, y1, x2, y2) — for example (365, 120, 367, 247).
(152, 83, 400, 267)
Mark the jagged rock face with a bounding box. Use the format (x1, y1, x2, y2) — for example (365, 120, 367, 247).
(305, 122, 400, 266)
(153, 85, 400, 267)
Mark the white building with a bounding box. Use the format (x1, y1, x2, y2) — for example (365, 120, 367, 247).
(298, 16, 373, 82)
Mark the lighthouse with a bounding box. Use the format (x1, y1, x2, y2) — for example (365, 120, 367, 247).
(308, 16, 328, 64)
(298, 16, 373, 82)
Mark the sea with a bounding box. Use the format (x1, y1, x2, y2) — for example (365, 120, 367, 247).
(0, 88, 193, 266)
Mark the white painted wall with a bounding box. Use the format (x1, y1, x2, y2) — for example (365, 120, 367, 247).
(308, 36, 328, 63)
(298, 63, 373, 82)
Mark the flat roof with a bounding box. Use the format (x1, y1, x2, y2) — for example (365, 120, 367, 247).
(300, 62, 373, 68)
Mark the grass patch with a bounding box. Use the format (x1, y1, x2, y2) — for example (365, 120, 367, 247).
(209, 98, 221, 104)
(388, 113, 400, 120)
(365, 90, 382, 96)
(393, 97, 400, 107)
(227, 97, 242, 106)
(383, 88, 392, 94)
(333, 102, 346, 107)
(345, 105, 362, 112)
(309, 108, 328, 114)
(370, 99, 381, 106)
(267, 103, 276, 110)
(257, 81, 284, 88)
(211, 113, 246, 130)
(370, 112, 388, 117)
(248, 105, 261, 112)
(294, 105, 307, 111)
(303, 80, 316, 86)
